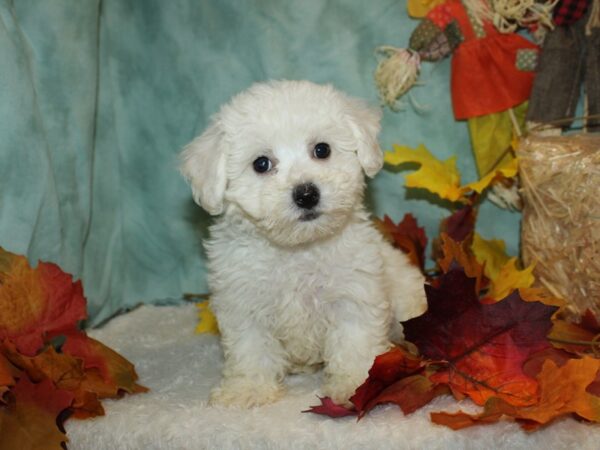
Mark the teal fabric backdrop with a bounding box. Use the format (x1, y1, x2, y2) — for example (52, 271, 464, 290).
(0, 0, 520, 326)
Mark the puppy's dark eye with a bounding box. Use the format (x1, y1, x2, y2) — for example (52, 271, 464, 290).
(253, 156, 273, 173)
(313, 142, 331, 159)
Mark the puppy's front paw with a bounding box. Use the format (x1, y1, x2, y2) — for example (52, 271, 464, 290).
(209, 378, 284, 408)
(321, 375, 363, 408)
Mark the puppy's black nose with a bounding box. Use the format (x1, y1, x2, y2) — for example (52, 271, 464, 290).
(293, 182, 320, 210)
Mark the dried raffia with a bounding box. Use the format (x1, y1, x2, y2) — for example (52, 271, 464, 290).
(518, 134, 600, 317)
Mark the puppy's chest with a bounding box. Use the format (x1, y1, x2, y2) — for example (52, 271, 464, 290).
(208, 221, 381, 343)
(268, 262, 334, 362)
(253, 247, 347, 334)
(269, 254, 336, 313)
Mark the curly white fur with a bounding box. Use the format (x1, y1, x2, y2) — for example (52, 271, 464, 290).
(180, 80, 427, 407)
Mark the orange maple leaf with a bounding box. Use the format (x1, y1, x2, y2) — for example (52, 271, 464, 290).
(432, 357, 600, 430)
(0, 248, 87, 356)
(521, 357, 600, 426)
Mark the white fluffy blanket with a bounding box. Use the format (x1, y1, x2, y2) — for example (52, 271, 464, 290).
(66, 305, 599, 449)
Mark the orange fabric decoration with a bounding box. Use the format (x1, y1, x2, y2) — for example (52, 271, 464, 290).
(426, 0, 538, 119)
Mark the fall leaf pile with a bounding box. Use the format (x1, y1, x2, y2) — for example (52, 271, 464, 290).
(0, 248, 146, 449)
(306, 145, 600, 431)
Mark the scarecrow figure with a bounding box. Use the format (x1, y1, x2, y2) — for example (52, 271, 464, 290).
(376, 0, 555, 208)
(527, 0, 600, 131)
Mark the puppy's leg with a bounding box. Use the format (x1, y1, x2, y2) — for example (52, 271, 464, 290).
(210, 318, 287, 408)
(381, 244, 427, 342)
(321, 290, 392, 406)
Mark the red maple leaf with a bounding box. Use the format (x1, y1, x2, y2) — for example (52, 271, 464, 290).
(374, 214, 427, 271)
(440, 203, 477, 243)
(580, 309, 600, 333)
(349, 346, 441, 417)
(303, 397, 356, 418)
(0, 377, 74, 449)
(402, 266, 559, 407)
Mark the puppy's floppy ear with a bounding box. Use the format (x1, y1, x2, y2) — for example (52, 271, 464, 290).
(346, 99, 384, 178)
(180, 119, 227, 215)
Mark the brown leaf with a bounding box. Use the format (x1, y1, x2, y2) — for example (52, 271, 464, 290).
(69, 389, 105, 419)
(549, 321, 598, 354)
(1, 340, 105, 419)
(0, 377, 73, 450)
(2, 341, 83, 388)
(436, 234, 485, 293)
(431, 400, 505, 430)
(62, 333, 147, 397)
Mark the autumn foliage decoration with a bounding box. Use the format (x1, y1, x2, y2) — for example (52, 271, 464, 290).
(0, 248, 147, 449)
(307, 145, 600, 430)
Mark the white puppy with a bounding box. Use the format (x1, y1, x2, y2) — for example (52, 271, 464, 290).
(180, 80, 426, 407)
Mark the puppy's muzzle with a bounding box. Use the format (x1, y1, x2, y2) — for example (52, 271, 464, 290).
(293, 182, 320, 210)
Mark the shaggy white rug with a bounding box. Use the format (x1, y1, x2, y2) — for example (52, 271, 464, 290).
(66, 304, 599, 450)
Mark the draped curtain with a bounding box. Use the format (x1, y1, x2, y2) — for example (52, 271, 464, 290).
(0, 0, 520, 325)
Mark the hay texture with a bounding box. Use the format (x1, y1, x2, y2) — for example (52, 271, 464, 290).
(519, 134, 600, 317)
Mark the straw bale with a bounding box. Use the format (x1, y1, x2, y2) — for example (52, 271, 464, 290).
(518, 134, 600, 317)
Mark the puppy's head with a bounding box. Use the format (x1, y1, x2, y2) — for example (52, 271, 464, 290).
(180, 80, 383, 246)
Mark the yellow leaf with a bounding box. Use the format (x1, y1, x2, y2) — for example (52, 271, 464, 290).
(471, 233, 510, 281)
(519, 287, 566, 309)
(385, 145, 518, 203)
(196, 301, 219, 335)
(465, 158, 519, 194)
(407, 0, 445, 17)
(385, 144, 467, 202)
(488, 258, 535, 300)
